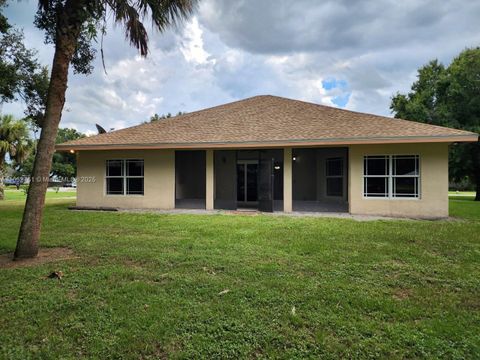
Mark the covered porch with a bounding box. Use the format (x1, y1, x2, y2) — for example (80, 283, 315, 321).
(175, 147, 349, 213)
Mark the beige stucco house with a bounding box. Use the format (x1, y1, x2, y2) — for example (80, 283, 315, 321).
(57, 95, 478, 218)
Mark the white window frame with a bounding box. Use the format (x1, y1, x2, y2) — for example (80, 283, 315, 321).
(325, 157, 344, 198)
(363, 155, 420, 199)
(105, 159, 144, 196)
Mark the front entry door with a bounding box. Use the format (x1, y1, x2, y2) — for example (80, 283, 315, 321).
(258, 152, 274, 212)
(237, 161, 258, 207)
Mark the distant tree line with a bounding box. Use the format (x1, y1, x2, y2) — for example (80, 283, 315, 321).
(148, 111, 187, 122)
(0, 114, 85, 196)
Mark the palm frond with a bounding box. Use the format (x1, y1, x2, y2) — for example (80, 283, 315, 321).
(0, 140, 10, 155)
(106, 0, 198, 56)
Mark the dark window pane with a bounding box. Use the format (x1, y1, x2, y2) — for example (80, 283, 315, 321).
(327, 178, 343, 196)
(365, 157, 388, 175)
(107, 160, 123, 176)
(127, 178, 144, 195)
(394, 156, 418, 176)
(394, 177, 418, 197)
(364, 177, 388, 197)
(326, 158, 343, 176)
(246, 164, 258, 201)
(237, 164, 245, 202)
(107, 178, 123, 195)
(127, 160, 144, 177)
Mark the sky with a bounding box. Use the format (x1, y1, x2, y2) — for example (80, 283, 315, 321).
(2, 0, 480, 135)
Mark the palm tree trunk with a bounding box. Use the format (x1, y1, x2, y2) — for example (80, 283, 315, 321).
(14, 31, 79, 259)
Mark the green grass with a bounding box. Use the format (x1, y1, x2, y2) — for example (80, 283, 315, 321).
(448, 191, 476, 200)
(449, 192, 479, 220)
(0, 197, 479, 359)
(2, 189, 76, 202)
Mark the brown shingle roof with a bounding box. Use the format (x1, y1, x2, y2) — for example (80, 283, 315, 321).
(57, 95, 478, 150)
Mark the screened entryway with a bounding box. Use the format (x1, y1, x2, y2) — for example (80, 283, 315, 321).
(237, 160, 259, 208)
(292, 147, 348, 212)
(175, 150, 206, 209)
(214, 149, 283, 212)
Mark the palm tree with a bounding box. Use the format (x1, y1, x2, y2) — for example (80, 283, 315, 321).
(0, 115, 30, 200)
(14, 0, 198, 259)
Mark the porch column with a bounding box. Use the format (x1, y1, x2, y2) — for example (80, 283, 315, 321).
(283, 147, 293, 212)
(206, 149, 214, 210)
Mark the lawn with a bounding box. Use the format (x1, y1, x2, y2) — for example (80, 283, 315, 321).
(2, 188, 76, 202)
(0, 195, 479, 359)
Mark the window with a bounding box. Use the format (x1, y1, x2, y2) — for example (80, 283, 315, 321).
(363, 155, 419, 199)
(106, 160, 124, 195)
(106, 159, 144, 195)
(363, 156, 389, 197)
(392, 155, 419, 198)
(326, 157, 344, 197)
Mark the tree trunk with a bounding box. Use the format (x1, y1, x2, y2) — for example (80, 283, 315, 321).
(14, 22, 80, 259)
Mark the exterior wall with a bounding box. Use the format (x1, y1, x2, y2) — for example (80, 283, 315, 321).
(349, 143, 449, 218)
(283, 147, 292, 212)
(75, 143, 449, 217)
(77, 149, 175, 209)
(206, 150, 214, 210)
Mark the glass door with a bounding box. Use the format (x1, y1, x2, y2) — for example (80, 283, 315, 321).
(237, 161, 258, 208)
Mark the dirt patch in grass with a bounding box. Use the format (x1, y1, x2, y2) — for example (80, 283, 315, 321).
(0, 247, 77, 269)
(392, 288, 412, 300)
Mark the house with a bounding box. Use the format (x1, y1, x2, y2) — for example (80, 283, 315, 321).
(56, 95, 478, 218)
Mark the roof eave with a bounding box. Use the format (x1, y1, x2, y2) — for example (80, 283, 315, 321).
(55, 134, 478, 152)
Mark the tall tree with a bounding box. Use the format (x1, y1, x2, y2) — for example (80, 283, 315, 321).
(22, 66, 50, 129)
(0, 0, 45, 114)
(14, 0, 199, 259)
(0, 115, 31, 200)
(391, 48, 480, 201)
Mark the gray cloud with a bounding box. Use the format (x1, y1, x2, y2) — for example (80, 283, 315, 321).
(2, 0, 480, 134)
(198, 0, 479, 55)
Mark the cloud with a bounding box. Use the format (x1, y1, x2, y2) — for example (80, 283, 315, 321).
(1, 0, 480, 134)
(197, 0, 480, 114)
